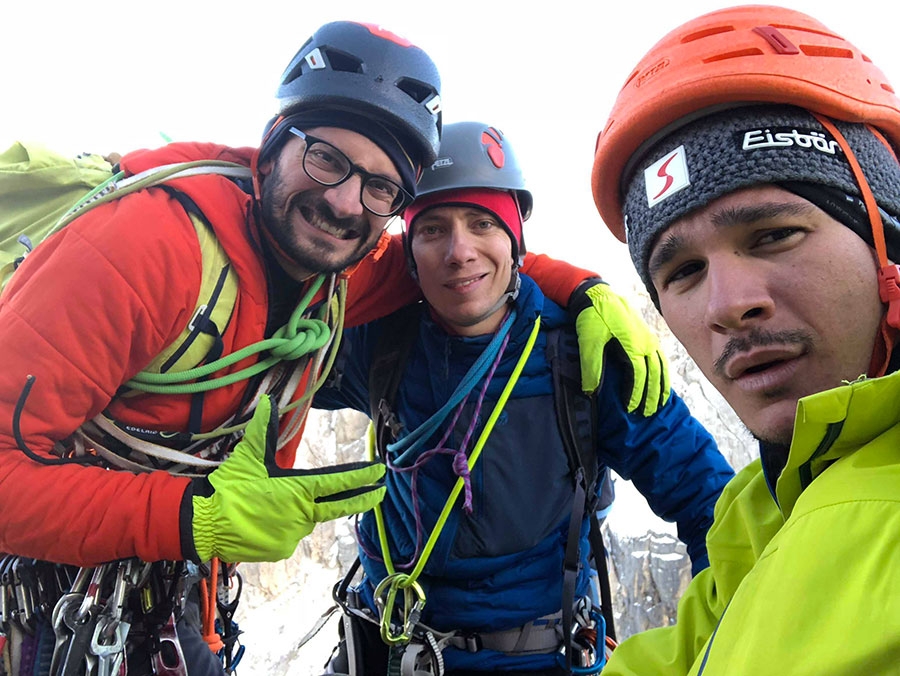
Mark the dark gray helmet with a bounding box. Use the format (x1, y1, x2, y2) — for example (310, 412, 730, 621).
(276, 21, 443, 166)
(416, 121, 533, 219)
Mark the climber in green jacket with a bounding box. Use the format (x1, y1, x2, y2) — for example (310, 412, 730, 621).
(590, 5, 900, 674)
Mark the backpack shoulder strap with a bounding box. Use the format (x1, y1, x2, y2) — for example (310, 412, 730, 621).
(138, 186, 237, 379)
(547, 324, 600, 500)
(546, 324, 617, 644)
(367, 301, 425, 459)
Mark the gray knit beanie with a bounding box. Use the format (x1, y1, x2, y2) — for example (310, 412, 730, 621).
(622, 105, 900, 307)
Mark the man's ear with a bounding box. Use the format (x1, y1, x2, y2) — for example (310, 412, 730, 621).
(258, 156, 275, 178)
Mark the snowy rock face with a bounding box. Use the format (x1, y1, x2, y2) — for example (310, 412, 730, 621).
(234, 291, 758, 673)
(605, 527, 692, 639)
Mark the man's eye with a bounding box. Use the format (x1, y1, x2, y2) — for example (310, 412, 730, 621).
(474, 220, 496, 230)
(366, 178, 399, 198)
(308, 148, 342, 169)
(664, 260, 705, 287)
(755, 227, 802, 246)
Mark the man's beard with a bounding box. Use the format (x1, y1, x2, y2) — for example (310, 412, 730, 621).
(260, 162, 376, 275)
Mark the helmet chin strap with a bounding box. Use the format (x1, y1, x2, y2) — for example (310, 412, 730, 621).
(811, 113, 900, 375)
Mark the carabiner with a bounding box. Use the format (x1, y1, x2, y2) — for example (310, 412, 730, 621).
(373, 573, 426, 645)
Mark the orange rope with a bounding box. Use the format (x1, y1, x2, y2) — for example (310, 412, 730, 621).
(200, 558, 225, 653)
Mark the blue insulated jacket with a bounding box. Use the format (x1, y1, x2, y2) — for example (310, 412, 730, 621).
(314, 275, 733, 671)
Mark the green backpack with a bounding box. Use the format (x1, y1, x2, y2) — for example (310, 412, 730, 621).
(0, 142, 115, 290)
(0, 140, 248, 379)
(2, 141, 343, 474)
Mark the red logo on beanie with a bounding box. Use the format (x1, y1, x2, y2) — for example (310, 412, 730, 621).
(645, 145, 690, 207)
(481, 128, 506, 169)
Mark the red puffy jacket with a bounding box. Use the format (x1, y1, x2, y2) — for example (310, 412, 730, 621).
(0, 142, 594, 566)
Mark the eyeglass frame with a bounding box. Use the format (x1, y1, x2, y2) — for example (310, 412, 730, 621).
(288, 127, 414, 217)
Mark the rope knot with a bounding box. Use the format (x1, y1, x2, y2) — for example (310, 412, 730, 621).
(452, 450, 473, 514)
(270, 318, 330, 361)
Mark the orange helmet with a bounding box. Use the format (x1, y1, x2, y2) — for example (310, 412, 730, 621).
(592, 4, 900, 242)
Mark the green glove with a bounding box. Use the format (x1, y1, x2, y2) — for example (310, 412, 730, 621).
(572, 281, 671, 416)
(188, 395, 386, 563)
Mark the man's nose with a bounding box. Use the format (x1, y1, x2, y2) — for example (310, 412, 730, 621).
(705, 257, 775, 333)
(444, 228, 478, 264)
(323, 174, 365, 218)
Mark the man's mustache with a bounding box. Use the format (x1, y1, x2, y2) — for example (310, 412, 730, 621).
(713, 328, 813, 377)
(291, 193, 370, 237)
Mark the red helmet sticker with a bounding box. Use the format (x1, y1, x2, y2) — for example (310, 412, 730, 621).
(358, 23, 414, 48)
(481, 128, 506, 169)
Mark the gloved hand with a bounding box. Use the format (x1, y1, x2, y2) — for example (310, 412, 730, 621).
(188, 395, 386, 563)
(571, 280, 670, 416)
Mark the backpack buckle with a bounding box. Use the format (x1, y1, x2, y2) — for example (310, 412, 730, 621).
(463, 633, 483, 652)
(189, 304, 209, 332)
(376, 399, 404, 439)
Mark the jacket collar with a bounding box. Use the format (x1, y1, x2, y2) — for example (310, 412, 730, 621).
(775, 368, 900, 517)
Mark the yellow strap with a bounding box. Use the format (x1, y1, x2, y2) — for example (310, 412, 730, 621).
(373, 315, 542, 642)
(141, 211, 236, 375)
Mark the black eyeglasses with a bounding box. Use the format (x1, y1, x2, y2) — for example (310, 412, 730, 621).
(288, 127, 413, 217)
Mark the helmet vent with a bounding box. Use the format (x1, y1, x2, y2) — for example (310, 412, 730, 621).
(322, 49, 364, 74)
(799, 45, 854, 59)
(395, 77, 437, 104)
(681, 25, 734, 43)
(704, 48, 764, 63)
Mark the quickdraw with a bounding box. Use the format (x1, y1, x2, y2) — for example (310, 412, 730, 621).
(558, 597, 610, 675)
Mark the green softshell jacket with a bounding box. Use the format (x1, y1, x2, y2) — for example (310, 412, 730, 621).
(604, 369, 900, 675)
